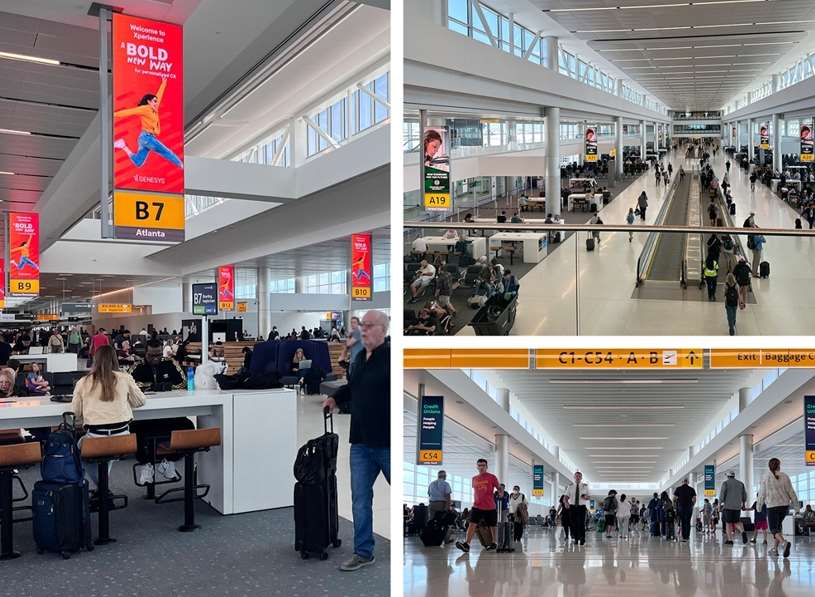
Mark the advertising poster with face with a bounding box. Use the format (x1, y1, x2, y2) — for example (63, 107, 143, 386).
(801, 124, 813, 162)
(423, 126, 451, 211)
(585, 126, 598, 162)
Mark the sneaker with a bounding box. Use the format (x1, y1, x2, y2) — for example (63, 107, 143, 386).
(485, 543, 497, 551)
(455, 541, 470, 553)
(768, 547, 778, 557)
(724, 540, 734, 545)
(339, 554, 375, 572)
(156, 459, 178, 481)
(742, 531, 748, 544)
(137, 463, 155, 485)
(113, 138, 127, 150)
(750, 539, 757, 544)
(783, 541, 791, 558)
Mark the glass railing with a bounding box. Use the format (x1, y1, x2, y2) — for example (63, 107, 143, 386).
(403, 221, 815, 336)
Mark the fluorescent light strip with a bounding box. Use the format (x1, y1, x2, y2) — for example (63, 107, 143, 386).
(551, 380, 697, 385)
(563, 405, 684, 410)
(586, 447, 664, 450)
(0, 128, 31, 136)
(0, 171, 15, 176)
(580, 437, 669, 440)
(593, 461, 658, 463)
(590, 455, 661, 458)
(574, 424, 675, 428)
(0, 51, 60, 66)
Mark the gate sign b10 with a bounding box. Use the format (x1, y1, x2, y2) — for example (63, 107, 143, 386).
(417, 395, 444, 465)
(532, 464, 544, 497)
(192, 282, 218, 316)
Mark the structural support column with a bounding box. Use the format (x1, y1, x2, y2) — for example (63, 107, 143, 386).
(543, 36, 558, 71)
(640, 119, 646, 159)
(772, 113, 781, 172)
(495, 434, 509, 486)
(545, 106, 561, 216)
(615, 116, 624, 177)
(739, 433, 754, 498)
(257, 267, 270, 339)
(747, 118, 754, 154)
(738, 386, 750, 413)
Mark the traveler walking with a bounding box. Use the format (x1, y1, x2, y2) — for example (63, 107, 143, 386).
(744, 213, 766, 277)
(590, 213, 603, 245)
(647, 493, 661, 537)
(724, 274, 739, 336)
(626, 208, 635, 242)
(455, 458, 500, 553)
(747, 495, 769, 544)
(673, 479, 697, 542)
(702, 499, 713, 535)
(617, 494, 631, 539)
(749, 171, 757, 191)
(323, 310, 390, 572)
(757, 458, 800, 558)
(733, 256, 752, 309)
(602, 490, 618, 539)
(704, 254, 719, 301)
(719, 470, 748, 545)
(557, 494, 571, 543)
(660, 491, 676, 540)
(508, 486, 528, 543)
(565, 471, 590, 545)
(427, 470, 452, 520)
(637, 191, 648, 221)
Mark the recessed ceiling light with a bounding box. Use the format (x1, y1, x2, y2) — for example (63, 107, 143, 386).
(580, 437, 669, 440)
(574, 424, 675, 428)
(694, 23, 752, 28)
(0, 171, 14, 176)
(0, 51, 60, 66)
(586, 447, 664, 450)
(563, 405, 684, 410)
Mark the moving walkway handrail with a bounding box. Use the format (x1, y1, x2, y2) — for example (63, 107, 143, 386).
(635, 175, 680, 286)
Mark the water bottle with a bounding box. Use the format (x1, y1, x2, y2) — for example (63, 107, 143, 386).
(187, 366, 195, 392)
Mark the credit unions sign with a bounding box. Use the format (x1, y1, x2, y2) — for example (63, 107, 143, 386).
(7, 212, 40, 296)
(532, 464, 545, 497)
(112, 13, 185, 242)
(704, 464, 716, 497)
(417, 395, 444, 465)
(217, 266, 235, 312)
(806, 396, 815, 466)
(351, 233, 372, 301)
(423, 126, 451, 211)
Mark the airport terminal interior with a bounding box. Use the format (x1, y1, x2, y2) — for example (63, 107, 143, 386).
(403, 0, 815, 336)
(0, 0, 390, 594)
(404, 349, 815, 596)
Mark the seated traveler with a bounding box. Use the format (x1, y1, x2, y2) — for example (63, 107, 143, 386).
(71, 345, 146, 494)
(25, 362, 51, 396)
(129, 340, 186, 391)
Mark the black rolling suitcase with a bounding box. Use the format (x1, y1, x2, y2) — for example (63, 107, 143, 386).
(730, 203, 736, 216)
(496, 502, 514, 553)
(760, 261, 770, 278)
(294, 408, 341, 560)
(32, 479, 93, 559)
(586, 237, 595, 251)
(420, 515, 447, 547)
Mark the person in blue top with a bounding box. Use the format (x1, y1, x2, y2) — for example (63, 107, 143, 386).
(744, 213, 766, 277)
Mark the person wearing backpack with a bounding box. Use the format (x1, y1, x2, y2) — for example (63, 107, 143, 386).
(724, 274, 740, 336)
(508, 485, 527, 543)
(732, 256, 752, 309)
(603, 490, 618, 539)
(71, 344, 146, 493)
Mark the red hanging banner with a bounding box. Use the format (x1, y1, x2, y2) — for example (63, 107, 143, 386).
(351, 233, 372, 301)
(218, 265, 235, 311)
(8, 212, 40, 296)
(0, 259, 5, 309)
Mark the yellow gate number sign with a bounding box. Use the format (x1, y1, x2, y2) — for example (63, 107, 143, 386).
(352, 287, 371, 300)
(418, 450, 442, 464)
(9, 279, 39, 294)
(424, 193, 450, 210)
(113, 190, 185, 242)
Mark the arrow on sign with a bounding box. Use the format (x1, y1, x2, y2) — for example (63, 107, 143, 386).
(688, 351, 698, 365)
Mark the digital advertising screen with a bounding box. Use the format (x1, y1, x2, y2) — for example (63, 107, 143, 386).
(7, 212, 40, 296)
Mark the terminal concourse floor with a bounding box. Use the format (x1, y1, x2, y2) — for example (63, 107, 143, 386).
(2, 395, 390, 597)
(458, 147, 815, 335)
(405, 527, 815, 597)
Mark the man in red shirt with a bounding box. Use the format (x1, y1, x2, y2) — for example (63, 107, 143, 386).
(456, 458, 500, 552)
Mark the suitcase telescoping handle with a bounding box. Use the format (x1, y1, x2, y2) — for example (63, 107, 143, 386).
(61, 411, 77, 432)
(323, 406, 333, 434)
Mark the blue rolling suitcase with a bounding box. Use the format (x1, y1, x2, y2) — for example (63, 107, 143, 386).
(32, 479, 93, 559)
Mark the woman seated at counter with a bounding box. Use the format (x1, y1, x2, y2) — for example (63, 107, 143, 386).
(71, 345, 146, 490)
(0, 368, 25, 445)
(290, 347, 324, 395)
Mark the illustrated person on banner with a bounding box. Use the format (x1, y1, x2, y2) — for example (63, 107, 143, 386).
(10, 234, 39, 273)
(424, 129, 449, 172)
(114, 77, 183, 169)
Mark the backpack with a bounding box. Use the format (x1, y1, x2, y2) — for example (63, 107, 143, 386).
(603, 496, 617, 513)
(725, 285, 739, 306)
(721, 235, 734, 251)
(41, 412, 84, 484)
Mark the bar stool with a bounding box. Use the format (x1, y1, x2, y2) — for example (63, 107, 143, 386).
(0, 442, 42, 559)
(80, 434, 137, 545)
(155, 428, 221, 532)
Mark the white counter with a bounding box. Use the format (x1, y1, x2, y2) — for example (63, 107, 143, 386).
(489, 232, 548, 263)
(0, 388, 297, 516)
(420, 235, 486, 259)
(16, 353, 78, 373)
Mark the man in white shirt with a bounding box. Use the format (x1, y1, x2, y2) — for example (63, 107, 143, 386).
(411, 237, 428, 258)
(564, 471, 590, 545)
(410, 260, 436, 301)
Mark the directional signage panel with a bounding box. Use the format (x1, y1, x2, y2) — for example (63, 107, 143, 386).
(536, 349, 703, 369)
(710, 349, 815, 368)
(704, 464, 716, 497)
(417, 395, 444, 465)
(192, 282, 218, 316)
(532, 464, 545, 497)
(806, 396, 815, 466)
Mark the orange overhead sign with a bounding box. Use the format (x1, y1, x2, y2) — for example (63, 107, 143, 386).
(97, 303, 133, 314)
(403, 348, 529, 369)
(536, 349, 703, 369)
(36, 314, 60, 321)
(710, 349, 815, 368)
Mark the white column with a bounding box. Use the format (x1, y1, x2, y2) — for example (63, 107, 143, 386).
(772, 74, 780, 93)
(577, 122, 584, 166)
(495, 434, 509, 486)
(739, 433, 754, 500)
(615, 116, 624, 176)
(738, 386, 750, 412)
(747, 118, 754, 152)
(772, 113, 781, 172)
(545, 106, 561, 216)
(498, 388, 510, 412)
(543, 36, 559, 71)
(257, 267, 270, 339)
(640, 119, 647, 159)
